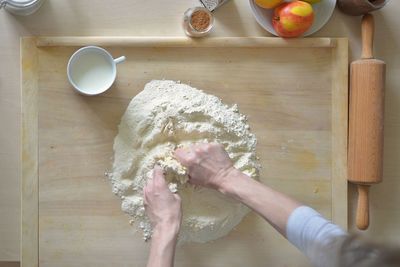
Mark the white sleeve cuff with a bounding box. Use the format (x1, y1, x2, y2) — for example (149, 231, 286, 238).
(286, 206, 347, 267)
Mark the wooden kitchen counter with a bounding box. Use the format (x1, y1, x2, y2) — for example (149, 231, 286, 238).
(1, 0, 399, 262)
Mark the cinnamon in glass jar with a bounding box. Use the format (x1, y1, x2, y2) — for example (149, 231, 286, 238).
(190, 10, 211, 31)
(183, 7, 214, 37)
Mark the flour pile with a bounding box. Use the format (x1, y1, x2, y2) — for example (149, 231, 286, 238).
(109, 80, 260, 243)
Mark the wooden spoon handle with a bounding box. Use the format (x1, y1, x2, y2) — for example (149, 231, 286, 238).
(361, 13, 374, 59)
(356, 184, 370, 230)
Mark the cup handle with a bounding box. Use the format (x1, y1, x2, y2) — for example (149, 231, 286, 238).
(114, 56, 126, 65)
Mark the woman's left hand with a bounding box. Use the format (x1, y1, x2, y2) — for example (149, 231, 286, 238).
(144, 165, 181, 267)
(143, 165, 182, 237)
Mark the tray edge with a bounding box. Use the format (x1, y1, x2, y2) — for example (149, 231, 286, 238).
(21, 36, 39, 267)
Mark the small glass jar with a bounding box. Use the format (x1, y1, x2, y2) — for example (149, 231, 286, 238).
(0, 0, 45, 16)
(183, 7, 214, 38)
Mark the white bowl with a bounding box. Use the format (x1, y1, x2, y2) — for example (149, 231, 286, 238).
(249, 0, 337, 37)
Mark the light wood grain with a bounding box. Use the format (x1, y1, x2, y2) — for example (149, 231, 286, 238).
(35, 36, 336, 48)
(331, 38, 349, 229)
(20, 38, 39, 267)
(348, 14, 385, 185)
(356, 185, 370, 230)
(3, 0, 400, 261)
(0, 262, 20, 267)
(361, 14, 374, 59)
(348, 59, 385, 185)
(348, 14, 386, 230)
(20, 37, 348, 266)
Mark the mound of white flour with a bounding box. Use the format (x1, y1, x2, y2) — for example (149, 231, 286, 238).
(109, 80, 259, 243)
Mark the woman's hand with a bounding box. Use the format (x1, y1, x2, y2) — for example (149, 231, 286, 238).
(176, 143, 301, 239)
(174, 143, 236, 191)
(144, 166, 181, 267)
(143, 165, 182, 236)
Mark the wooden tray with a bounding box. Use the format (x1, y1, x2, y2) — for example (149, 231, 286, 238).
(21, 37, 348, 267)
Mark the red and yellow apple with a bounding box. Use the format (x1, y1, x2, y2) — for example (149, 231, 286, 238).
(272, 1, 314, 38)
(255, 0, 283, 9)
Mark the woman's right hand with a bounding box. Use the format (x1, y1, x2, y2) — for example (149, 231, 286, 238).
(174, 143, 236, 190)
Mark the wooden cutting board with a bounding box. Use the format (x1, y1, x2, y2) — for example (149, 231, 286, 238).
(21, 37, 348, 267)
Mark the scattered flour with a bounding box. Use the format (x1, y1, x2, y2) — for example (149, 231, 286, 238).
(109, 80, 260, 243)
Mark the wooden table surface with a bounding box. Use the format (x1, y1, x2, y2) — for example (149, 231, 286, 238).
(1, 0, 399, 262)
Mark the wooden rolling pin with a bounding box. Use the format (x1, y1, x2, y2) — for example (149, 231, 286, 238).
(348, 13, 386, 230)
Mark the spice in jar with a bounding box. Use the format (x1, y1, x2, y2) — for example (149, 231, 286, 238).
(190, 10, 211, 32)
(183, 7, 214, 38)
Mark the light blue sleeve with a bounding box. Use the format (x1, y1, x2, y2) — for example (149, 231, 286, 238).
(286, 206, 348, 267)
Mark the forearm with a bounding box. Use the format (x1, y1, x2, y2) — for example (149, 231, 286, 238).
(219, 169, 301, 236)
(146, 227, 178, 267)
(219, 169, 347, 267)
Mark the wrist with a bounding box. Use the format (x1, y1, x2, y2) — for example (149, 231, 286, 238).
(148, 223, 179, 266)
(216, 167, 246, 195)
(152, 221, 180, 241)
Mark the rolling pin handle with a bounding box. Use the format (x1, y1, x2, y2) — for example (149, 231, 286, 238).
(361, 13, 374, 59)
(356, 184, 370, 230)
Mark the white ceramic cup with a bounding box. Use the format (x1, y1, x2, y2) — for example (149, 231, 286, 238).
(67, 46, 126, 96)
